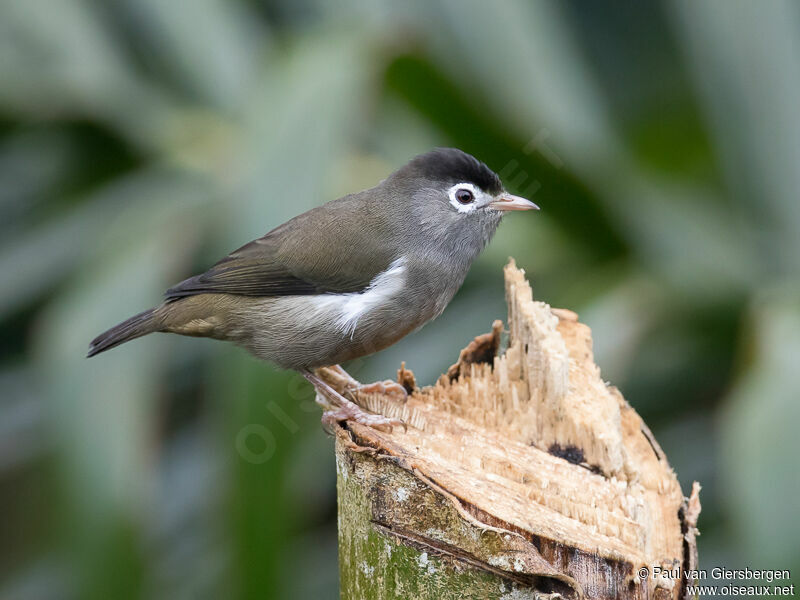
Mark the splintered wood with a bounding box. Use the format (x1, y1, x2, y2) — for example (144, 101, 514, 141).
(331, 259, 699, 600)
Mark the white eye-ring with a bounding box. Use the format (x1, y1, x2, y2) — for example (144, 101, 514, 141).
(447, 182, 484, 213)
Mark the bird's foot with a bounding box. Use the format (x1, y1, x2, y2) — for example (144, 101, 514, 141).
(320, 404, 402, 434)
(328, 365, 409, 402)
(302, 369, 404, 434)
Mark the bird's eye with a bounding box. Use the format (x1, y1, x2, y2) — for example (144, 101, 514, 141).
(455, 188, 474, 204)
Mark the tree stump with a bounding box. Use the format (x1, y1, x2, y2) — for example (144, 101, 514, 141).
(319, 259, 700, 600)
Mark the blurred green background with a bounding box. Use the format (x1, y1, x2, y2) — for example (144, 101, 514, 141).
(1, 1, 798, 598)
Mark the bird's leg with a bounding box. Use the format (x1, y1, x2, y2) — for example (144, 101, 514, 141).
(329, 364, 408, 402)
(301, 369, 403, 433)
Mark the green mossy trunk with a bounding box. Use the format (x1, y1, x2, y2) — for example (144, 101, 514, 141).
(335, 432, 572, 600)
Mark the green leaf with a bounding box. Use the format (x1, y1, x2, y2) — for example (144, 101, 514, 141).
(720, 289, 800, 567)
(670, 0, 800, 277)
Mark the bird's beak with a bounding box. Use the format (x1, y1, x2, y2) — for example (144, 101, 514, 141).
(489, 194, 540, 211)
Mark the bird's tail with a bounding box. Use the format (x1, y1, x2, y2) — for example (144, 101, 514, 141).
(87, 308, 159, 358)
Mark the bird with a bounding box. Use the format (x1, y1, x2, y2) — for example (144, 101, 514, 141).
(88, 148, 538, 429)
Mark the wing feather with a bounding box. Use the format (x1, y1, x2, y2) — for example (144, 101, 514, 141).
(165, 192, 397, 300)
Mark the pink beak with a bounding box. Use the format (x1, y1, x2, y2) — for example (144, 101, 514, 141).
(489, 194, 540, 211)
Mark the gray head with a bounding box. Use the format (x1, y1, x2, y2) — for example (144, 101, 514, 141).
(383, 148, 538, 259)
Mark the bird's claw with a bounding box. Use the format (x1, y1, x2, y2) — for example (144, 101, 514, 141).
(321, 404, 404, 434)
(303, 369, 406, 434)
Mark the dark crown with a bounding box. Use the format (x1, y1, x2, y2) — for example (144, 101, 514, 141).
(404, 148, 503, 195)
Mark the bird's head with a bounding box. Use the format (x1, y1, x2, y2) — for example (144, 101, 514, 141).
(385, 148, 538, 255)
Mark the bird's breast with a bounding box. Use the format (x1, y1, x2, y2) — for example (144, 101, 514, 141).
(238, 253, 470, 369)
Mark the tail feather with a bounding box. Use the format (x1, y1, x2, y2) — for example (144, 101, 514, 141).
(87, 308, 159, 358)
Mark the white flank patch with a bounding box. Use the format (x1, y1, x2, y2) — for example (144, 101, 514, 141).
(313, 257, 407, 339)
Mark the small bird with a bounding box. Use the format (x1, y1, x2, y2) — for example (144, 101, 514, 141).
(88, 148, 538, 429)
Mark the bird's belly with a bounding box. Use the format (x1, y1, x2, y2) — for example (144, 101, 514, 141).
(235, 287, 449, 370)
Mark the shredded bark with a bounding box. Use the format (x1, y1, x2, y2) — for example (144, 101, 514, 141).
(446, 319, 504, 382)
(397, 361, 417, 394)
